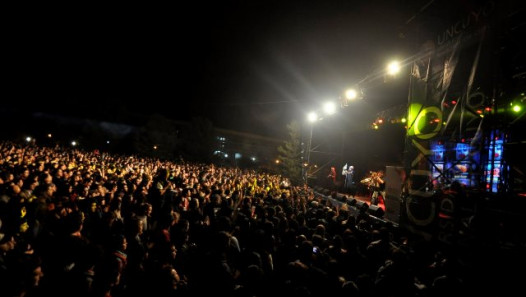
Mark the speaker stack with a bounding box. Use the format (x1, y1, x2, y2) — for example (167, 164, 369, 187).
(355, 200, 369, 212)
(346, 197, 357, 206)
(368, 205, 384, 217)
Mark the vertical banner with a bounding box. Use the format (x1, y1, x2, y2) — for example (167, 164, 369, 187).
(402, 0, 498, 241)
(402, 44, 442, 237)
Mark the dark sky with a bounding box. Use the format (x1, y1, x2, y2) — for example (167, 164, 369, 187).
(5, 1, 420, 139)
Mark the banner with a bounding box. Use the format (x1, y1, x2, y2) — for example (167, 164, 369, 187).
(401, 0, 498, 239)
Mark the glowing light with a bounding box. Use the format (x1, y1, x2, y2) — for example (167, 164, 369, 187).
(275, 159, 280, 164)
(323, 102, 337, 115)
(25, 137, 32, 142)
(71, 141, 77, 147)
(307, 112, 318, 123)
(512, 104, 522, 113)
(386, 61, 401, 75)
(153, 145, 157, 150)
(345, 89, 358, 100)
(401, 118, 407, 123)
(47, 134, 52, 138)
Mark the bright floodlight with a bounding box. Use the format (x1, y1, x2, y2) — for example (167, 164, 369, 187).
(323, 102, 336, 115)
(25, 137, 32, 142)
(345, 89, 358, 100)
(387, 61, 401, 75)
(71, 141, 77, 146)
(307, 112, 318, 123)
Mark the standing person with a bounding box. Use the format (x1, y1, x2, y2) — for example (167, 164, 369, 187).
(342, 164, 354, 194)
(327, 166, 337, 190)
(370, 170, 385, 205)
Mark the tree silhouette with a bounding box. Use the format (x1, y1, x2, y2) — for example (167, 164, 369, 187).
(179, 117, 215, 163)
(133, 114, 180, 160)
(277, 120, 303, 185)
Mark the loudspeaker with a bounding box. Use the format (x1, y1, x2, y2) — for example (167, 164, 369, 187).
(346, 197, 357, 206)
(337, 194, 347, 202)
(355, 200, 368, 212)
(368, 205, 384, 217)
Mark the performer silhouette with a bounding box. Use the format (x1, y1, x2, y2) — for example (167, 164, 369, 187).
(370, 170, 385, 205)
(342, 164, 355, 193)
(327, 166, 337, 191)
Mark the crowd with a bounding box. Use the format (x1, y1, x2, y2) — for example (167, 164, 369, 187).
(0, 142, 471, 296)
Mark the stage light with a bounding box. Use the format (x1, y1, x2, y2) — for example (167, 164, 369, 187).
(323, 101, 337, 115)
(307, 112, 318, 123)
(386, 60, 401, 75)
(345, 88, 358, 100)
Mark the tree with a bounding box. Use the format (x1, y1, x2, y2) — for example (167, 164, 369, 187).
(277, 120, 303, 185)
(179, 117, 215, 163)
(133, 114, 180, 160)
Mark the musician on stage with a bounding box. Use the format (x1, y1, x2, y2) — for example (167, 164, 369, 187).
(327, 166, 337, 191)
(342, 164, 355, 193)
(370, 170, 385, 205)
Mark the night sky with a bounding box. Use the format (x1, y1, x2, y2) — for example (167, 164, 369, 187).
(5, 1, 420, 139)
